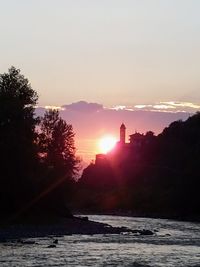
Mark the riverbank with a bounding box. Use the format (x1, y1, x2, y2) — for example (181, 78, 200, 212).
(0, 216, 135, 241)
(1, 215, 199, 266)
(74, 210, 200, 223)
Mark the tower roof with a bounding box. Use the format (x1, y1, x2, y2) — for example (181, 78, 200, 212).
(120, 123, 126, 129)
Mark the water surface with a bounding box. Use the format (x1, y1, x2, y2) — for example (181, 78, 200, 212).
(0, 215, 200, 266)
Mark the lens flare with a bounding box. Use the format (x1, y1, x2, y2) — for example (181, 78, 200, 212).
(98, 136, 117, 154)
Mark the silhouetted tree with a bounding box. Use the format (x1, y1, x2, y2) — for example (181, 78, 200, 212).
(39, 109, 78, 176)
(38, 109, 79, 215)
(0, 67, 38, 214)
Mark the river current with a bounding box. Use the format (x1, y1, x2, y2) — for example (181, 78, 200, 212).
(0, 215, 200, 266)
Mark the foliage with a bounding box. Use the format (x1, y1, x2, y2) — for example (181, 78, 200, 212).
(0, 67, 79, 218)
(0, 67, 38, 214)
(38, 109, 79, 177)
(37, 109, 79, 215)
(76, 113, 200, 220)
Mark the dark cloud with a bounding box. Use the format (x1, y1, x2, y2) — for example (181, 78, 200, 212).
(36, 101, 191, 138)
(62, 101, 103, 113)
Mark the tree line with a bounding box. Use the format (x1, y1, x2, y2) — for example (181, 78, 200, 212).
(1, 66, 199, 222)
(75, 113, 200, 221)
(0, 67, 79, 220)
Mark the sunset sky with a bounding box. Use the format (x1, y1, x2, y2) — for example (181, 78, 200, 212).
(1, 1, 200, 162)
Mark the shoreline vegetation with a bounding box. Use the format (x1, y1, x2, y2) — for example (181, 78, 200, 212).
(0, 67, 200, 234)
(75, 114, 200, 221)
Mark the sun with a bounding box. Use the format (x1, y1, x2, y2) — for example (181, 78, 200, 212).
(98, 135, 117, 154)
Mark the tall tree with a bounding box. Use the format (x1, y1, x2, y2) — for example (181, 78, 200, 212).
(39, 109, 78, 177)
(0, 67, 38, 213)
(38, 109, 79, 214)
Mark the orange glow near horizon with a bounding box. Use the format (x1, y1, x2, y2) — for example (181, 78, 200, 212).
(98, 135, 117, 154)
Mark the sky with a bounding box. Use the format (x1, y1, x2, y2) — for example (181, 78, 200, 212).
(36, 101, 191, 163)
(1, 1, 200, 162)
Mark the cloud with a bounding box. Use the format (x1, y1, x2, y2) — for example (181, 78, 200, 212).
(133, 101, 200, 113)
(36, 100, 192, 140)
(161, 101, 200, 110)
(110, 105, 129, 111)
(37, 100, 200, 117)
(152, 104, 176, 110)
(133, 104, 176, 112)
(62, 101, 103, 113)
(44, 105, 64, 110)
(134, 105, 148, 109)
(36, 100, 198, 140)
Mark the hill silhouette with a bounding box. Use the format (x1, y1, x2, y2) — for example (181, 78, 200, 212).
(75, 113, 200, 221)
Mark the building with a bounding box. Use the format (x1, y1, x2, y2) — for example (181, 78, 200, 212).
(120, 123, 126, 144)
(95, 123, 152, 165)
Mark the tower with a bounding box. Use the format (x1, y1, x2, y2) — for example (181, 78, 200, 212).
(120, 123, 126, 144)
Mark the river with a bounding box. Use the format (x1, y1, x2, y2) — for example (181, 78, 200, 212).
(0, 215, 200, 266)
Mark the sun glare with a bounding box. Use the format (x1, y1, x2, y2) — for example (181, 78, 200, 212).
(98, 136, 117, 154)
